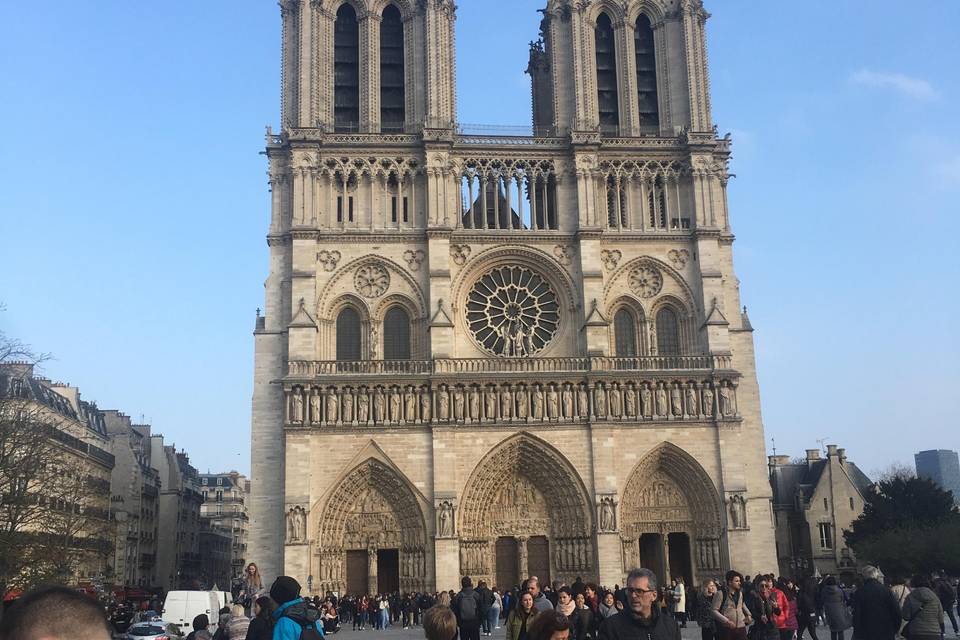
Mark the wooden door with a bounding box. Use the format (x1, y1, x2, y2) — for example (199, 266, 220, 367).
(495, 537, 519, 590)
(346, 550, 368, 595)
(527, 536, 550, 585)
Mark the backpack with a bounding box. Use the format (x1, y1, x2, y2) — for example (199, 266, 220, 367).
(285, 604, 324, 640)
(456, 590, 481, 622)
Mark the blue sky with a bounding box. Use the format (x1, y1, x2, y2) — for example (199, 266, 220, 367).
(1, 1, 957, 478)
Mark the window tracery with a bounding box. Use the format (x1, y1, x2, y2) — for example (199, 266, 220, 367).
(457, 158, 558, 231)
(380, 5, 405, 131)
(334, 4, 360, 132)
(595, 12, 620, 133)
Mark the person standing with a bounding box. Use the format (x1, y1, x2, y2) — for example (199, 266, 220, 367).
(597, 568, 680, 640)
(774, 578, 798, 640)
(269, 576, 323, 640)
(747, 578, 783, 640)
(695, 580, 719, 640)
(934, 572, 959, 637)
(712, 570, 753, 640)
(900, 575, 944, 640)
(888, 577, 910, 639)
(796, 578, 820, 640)
(673, 578, 687, 628)
(478, 581, 494, 636)
(489, 588, 503, 631)
(239, 563, 264, 617)
(573, 593, 594, 640)
(850, 566, 900, 640)
(507, 592, 540, 640)
(820, 577, 851, 640)
(453, 576, 484, 640)
(245, 596, 276, 640)
(525, 578, 555, 613)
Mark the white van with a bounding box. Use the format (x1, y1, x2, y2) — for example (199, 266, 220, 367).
(162, 591, 221, 636)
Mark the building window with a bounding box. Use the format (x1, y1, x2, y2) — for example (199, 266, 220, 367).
(336, 307, 363, 361)
(216, 477, 223, 486)
(614, 309, 638, 357)
(380, 4, 405, 131)
(595, 12, 619, 132)
(383, 306, 411, 360)
(634, 14, 660, 131)
(606, 175, 627, 229)
(648, 177, 668, 229)
(655, 307, 680, 356)
(824, 497, 828, 511)
(818, 522, 833, 549)
(202, 478, 207, 485)
(334, 4, 360, 131)
(849, 497, 855, 510)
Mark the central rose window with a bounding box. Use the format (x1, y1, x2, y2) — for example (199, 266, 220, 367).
(466, 266, 560, 356)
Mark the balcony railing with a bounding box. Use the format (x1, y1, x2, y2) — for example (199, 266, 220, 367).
(288, 355, 731, 378)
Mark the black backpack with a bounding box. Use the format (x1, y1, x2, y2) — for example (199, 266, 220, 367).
(456, 590, 481, 622)
(286, 605, 324, 640)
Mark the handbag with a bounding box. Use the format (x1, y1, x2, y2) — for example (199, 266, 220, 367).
(901, 601, 925, 640)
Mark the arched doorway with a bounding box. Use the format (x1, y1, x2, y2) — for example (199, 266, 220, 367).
(459, 434, 595, 588)
(316, 458, 429, 594)
(619, 443, 724, 586)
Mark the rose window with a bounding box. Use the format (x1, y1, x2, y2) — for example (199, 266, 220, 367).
(354, 263, 390, 298)
(466, 266, 560, 356)
(629, 266, 663, 298)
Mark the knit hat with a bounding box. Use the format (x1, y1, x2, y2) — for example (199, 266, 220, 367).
(270, 576, 301, 605)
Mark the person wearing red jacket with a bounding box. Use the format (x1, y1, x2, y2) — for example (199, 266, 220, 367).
(773, 578, 799, 640)
(749, 578, 785, 640)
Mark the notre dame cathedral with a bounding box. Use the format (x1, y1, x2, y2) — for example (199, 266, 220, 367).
(249, 0, 776, 595)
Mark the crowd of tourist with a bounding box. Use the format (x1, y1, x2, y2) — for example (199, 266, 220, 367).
(1, 563, 957, 640)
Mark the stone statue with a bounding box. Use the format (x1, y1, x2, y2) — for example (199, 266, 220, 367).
(286, 508, 295, 542)
(641, 385, 653, 418)
(655, 386, 668, 417)
(405, 386, 417, 422)
(562, 384, 574, 419)
(599, 497, 616, 532)
(437, 501, 454, 537)
(624, 385, 637, 417)
(295, 506, 306, 541)
(532, 386, 544, 419)
(310, 391, 321, 424)
(453, 387, 465, 421)
(500, 388, 512, 420)
(516, 387, 528, 419)
(326, 390, 339, 423)
(609, 384, 622, 417)
(729, 495, 747, 529)
(594, 385, 607, 417)
(671, 386, 683, 417)
(342, 391, 354, 423)
(420, 388, 431, 422)
(485, 388, 497, 421)
(469, 387, 480, 421)
(292, 391, 304, 423)
(357, 391, 369, 423)
(685, 386, 698, 416)
(547, 384, 559, 419)
(578, 384, 589, 418)
(719, 384, 736, 417)
(702, 386, 715, 417)
(437, 386, 450, 420)
(373, 388, 386, 423)
(390, 388, 402, 423)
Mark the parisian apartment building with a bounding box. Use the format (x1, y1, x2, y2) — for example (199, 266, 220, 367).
(199, 471, 251, 587)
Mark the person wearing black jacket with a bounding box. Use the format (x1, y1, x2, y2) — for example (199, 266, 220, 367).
(598, 569, 679, 640)
(850, 566, 900, 640)
(454, 576, 484, 640)
(478, 581, 495, 636)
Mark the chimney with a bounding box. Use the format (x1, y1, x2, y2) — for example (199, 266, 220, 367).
(806, 449, 821, 470)
(768, 455, 791, 467)
(837, 448, 847, 464)
(827, 444, 839, 457)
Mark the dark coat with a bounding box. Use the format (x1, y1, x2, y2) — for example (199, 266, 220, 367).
(597, 609, 680, 640)
(244, 616, 272, 640)
(821, 585, 851, 632)
(851, 579, 901, 640)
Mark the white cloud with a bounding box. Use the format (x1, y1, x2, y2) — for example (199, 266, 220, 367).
(850, 69, 939, 101)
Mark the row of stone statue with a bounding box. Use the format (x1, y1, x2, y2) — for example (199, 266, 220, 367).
(287, 379, 739, 425)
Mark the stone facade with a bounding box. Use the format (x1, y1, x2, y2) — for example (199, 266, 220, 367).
(149, 435, 203, 591)
(250, 0, 776, 593)
(769, 446, 872, 582)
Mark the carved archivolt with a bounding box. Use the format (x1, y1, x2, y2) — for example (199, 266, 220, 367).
(459, 433, 592, 540)
(620, 442, 723, 539)
(315, 457, 428, 594)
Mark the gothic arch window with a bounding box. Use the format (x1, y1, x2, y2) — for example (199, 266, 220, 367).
(334, 4, 360, 132)
(336, 307, 363, 361)
(595, 12, 619, 133)
(382, 306, 411, 360)
(606, 175, 627, 229)
(614, 308, 638, 357)
(380, 4, 405, 132)
(634, 14, 660, 131)
(655, 306, 681, 356)
(648, 176, 668, 229)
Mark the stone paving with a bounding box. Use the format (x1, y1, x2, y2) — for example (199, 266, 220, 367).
(327, 618, 708, 640)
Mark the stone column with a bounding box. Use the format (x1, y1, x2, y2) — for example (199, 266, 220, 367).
(368, 547, 378, 595)
(517, 536, 529, 580)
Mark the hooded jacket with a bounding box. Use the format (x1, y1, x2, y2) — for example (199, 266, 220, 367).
(272, 598, 323, 640)
(851, 579, 901, 640)
(597, 607, 680, 640)
(901, 586, 945, 639)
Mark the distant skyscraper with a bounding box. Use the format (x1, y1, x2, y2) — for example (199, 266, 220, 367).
(915, 450, 960, 504)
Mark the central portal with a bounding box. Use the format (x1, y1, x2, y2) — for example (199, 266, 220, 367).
(495, 537, 519, 589)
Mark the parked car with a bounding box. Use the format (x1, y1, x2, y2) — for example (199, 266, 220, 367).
(124, 619, 183, 639)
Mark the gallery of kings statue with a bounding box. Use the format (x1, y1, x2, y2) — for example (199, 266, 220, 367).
(249, 0, 777, 595)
